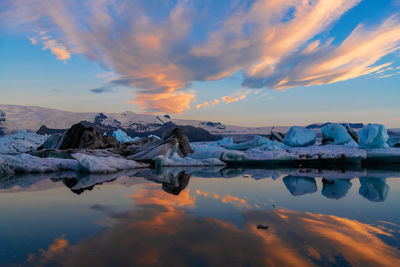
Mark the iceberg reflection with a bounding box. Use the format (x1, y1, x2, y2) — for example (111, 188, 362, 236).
(359, 178, 389, 202)
(283, 176, 317, 196)
(321, 178, 352, 199)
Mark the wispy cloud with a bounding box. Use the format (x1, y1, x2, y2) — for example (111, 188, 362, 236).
(221, 91, 249, 104)
(90, 86, 115, 94)
(3, 0, 400, 113)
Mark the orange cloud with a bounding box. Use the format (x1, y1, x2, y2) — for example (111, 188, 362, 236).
(130, 91, 195, 114)
(195, 101, 210, 109)
(221, 91, 249, 104)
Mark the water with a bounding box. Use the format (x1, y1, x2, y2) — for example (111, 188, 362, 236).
(1, 167, 400, 266)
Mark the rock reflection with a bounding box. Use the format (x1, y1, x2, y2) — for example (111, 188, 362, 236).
(359, 178, 389, 202)
(321, 178, 352, 200)
(161, 171, 191, 195)
(283, 176, 317, 196)
(26, 185, 400, 267)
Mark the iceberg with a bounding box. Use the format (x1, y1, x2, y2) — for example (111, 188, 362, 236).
(358, 124, 389, 149)
(283, 126, 316, 147)
(0, 153, 77, 175)
(189, 144, 229, 160)
(217, 137, 233, 146)
(112, 129, 139, 143)
(72, 153, 148, 173)
(222, 136, 271, 150)
(321, 123, 354, 145)
(0, 130, 47, 154)
(283, 176, 317, 196)
(154, 145, 226, 167)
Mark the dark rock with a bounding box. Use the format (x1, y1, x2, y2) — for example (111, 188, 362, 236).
(256, 224, 269, 230)
(39, 123, 119, 150)
(36, 125, 66, 135)
(270, 131, 285, 142)
(144, 122, 220, 142)
(164, 114, 171, 119)
(127, 127, 194, 163)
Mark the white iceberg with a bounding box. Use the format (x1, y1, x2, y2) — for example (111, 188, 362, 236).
(321, 123, 354, 145)
(112, 129, 139, 143)
(189, 144, 229, 160)
(358, 124, 389, 149)
(154, 149, 226, 167)
(0, 153, 77, 175)
(283, 126, 316, 147)
(222, 135, 271, 150)
(72, 153, 148, 173)
(0, 130, 48, 154)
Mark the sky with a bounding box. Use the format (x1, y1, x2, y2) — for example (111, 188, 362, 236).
(0, 0, 400, 127)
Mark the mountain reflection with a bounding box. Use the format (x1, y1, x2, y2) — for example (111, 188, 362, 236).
(26, 185, 400, 267)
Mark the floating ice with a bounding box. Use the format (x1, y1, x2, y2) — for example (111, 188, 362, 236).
(112, 129, 139, 143)
(217, 137, 233, 146)
(72, 153, 148, 173)
(321, 123, 354, 145)
(0, 153, 77, 175)
(154, 148, 226, 167)
(0, 130, 48, 154)
(189, 144, 229, 160)
(222, 136, 271, 150)
(283, 126, 316, 147)
(358, 124, 389, 149)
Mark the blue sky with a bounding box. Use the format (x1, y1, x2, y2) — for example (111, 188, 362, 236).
(0, 0, 400, 126)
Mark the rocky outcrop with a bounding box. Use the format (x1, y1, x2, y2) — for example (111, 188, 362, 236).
(39, 123, 119, 150)
(127, 128, 194, 163)
(270, 131, 284, 142)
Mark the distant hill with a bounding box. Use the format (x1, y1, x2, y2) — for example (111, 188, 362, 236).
(306, 122, 364, 129)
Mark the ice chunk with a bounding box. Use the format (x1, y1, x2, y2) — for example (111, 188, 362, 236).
(288, 145, 366, 160)
(217, 137, 233, 146)
(283, 176, 317, 196)
(321, 123, 353, 145)
(321, 179, 352, 199)
(112, 129, 138, 143)
(283, 126, 316, 147)
(189, 144, 229, 160)
(222, 136, 271, 150)
(0, 130, 48, 154)
(0, 153, 77, 175)
(358, 124, 389, 149)
(359, 178, 388, 202)
(388, 137, 400, 148)
(72, 153, 148, 173)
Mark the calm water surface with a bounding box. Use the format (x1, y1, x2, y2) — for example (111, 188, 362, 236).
(1, 167, 400, 266)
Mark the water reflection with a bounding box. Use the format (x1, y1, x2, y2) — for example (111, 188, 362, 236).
(283, 176, 317, 196)
(359, 178, 389, 202)
(1, 167, 400, 266)
(0, 167, 397, 202)
(321, 179, 352, 199)
(24, 185, 400, 267)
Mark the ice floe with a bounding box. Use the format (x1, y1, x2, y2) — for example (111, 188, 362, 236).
(0, 153, 148, 175)
(0, 130, 47, 154)
(72, 153, 148, 173)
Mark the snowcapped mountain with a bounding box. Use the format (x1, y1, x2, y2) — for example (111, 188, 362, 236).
(0, 104, 288, 136)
